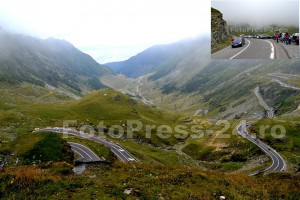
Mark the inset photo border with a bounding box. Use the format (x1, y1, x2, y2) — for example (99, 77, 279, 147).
(211, 0, 299, 59)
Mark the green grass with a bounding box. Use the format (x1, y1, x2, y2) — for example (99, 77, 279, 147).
(113, 140, 198, 167)
(21, 132, 74, 164)
(211, 37, 232, 54)
(0, 84, 199, 166)
(0, 162, 300, 199)
(0, 83, 265, 171)
(0, 82, 298, 173)
(201, 161, 244, 171)
(180, 120, 265, 171)
(251, 119, 300, 152)
(182, 143, 215, 160)
(285, 77, 300, 88)
(258, 82, 300, 115)
(251, 119, 300, 170)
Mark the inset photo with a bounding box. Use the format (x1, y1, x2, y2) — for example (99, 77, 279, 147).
(211, 0, 299, 59)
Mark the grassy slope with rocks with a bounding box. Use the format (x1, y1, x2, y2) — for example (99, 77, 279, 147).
(251, 119, 300, 172)
(137, 60, 300, 118)
(0, 97, 299, 199)
(0, 162, 300, 199)
(0, 83, 200, 167)
(0, 83, 276, 172)
(103, 59, 300, 173)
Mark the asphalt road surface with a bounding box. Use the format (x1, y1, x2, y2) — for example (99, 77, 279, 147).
(212, 38, 292, 59)
(254, 87, 274, 118)
(236, 122, 286, 174)
(68, 142, 100, 161)
(38, 128, 137, 163)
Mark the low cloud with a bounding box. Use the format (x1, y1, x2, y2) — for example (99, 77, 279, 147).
(212, 0, 299, 28)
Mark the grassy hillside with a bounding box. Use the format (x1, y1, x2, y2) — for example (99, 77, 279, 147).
(134, 60, 300, 119)
(0, 87, 299, 199)
(21, 132, 74, 165)
(0, 83, 277, 172)
(259, 83, 300, 115)
(251, 119, 300, 172)
(0, 162, 299, 199)
(0, 84, 198, 166)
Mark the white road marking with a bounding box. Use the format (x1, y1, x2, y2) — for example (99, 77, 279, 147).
(72, 146, 93, 159)
(229, 39, 251, 59)
(71, 149, 85, 158)
(69, 142, 100, 160)
(211, 45, 231, 55)
(266, 40, 275, 59)
(41, 128, 137, 163)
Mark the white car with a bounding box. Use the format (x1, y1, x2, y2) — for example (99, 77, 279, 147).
(128, 158, 135, 161)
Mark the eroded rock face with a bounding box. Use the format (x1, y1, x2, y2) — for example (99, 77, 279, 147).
(211, 7, 229, 45)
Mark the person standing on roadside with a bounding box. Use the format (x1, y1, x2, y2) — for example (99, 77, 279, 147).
(276, 33, 279, 43)
(285, 32, 290, 45)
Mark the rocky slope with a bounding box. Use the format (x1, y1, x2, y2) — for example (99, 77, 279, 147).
(211, 7, 230, 46)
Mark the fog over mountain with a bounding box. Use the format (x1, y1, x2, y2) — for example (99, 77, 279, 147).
(212, 0, 299, 27)
(0, 0, 209, 63)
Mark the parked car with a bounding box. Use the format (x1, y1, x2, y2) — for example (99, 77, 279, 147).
(259, 34, 272, 39)
(231, 37, 245, 48)
(244, 35, 253, 38)
(292, 33, 299, 45)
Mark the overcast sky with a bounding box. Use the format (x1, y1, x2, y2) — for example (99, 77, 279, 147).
(212, 0, 299, 27)
(0, 0, 210, 63)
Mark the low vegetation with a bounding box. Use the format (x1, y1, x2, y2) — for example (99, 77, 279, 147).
(0, 162, 300, 199)
(211, 37, 232, 54)
(22, 132, 74, 164)
(251, 119, 300, 171)
(181, 120, 266, 172)
(0, 81, 300, 199)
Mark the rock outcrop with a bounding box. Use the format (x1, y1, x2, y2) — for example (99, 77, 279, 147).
(211, 7, 229, 45)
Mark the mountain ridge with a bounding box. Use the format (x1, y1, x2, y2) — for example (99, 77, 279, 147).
(0, 30, 111, 94)
(105, 37, 209, 79)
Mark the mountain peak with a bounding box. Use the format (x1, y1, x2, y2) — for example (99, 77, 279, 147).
(0, 32, 111, 94)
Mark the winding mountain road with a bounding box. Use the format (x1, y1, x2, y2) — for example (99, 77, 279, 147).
(272, 79, 300, 90)
(38, 128, 137, 163)
(236, 122, 286, 174)
(212, 39, 274, 59)
(254, 87, 274, 118)
(68, 142, 100, 161)
(212, 38, 293, 59)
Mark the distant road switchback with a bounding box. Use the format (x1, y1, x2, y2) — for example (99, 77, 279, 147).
(38, 128, 137, 163)
(254, 87, 274, 118)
